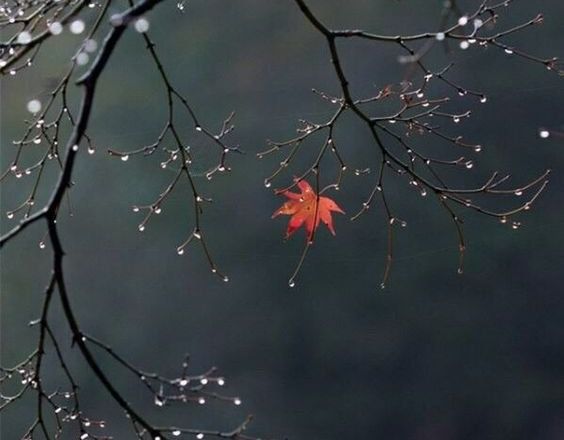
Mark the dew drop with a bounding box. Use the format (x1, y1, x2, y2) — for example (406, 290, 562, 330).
(479, 95, 487, 104)
(217, 378, 225, 386)
(459, 40, 470, 50)
(197, 434, 204, 440)
(172, 430, 181, 437)
(110, 14, 123, 26)
(177, 247, 184, 255)
(121, 155, 129, 161)
(195, 125, 202, 132)
(474, 145, 482, 153)
(234, 398, 242, 406)
(84, 39, 98, 53)
(504, 48, 514, 55)
(17, 31, 32, 45)
(465, 161, 474, 169)
(458, 16, 468, 26)
(76, 52, 89, 66)
(72, 144, 79, 151)
(288, 279, 296, 288)
(39, 241, 46, 249)
(222, 275, 229, 283)
(70, 19, 85, 34)
(134, 17, 150, 33)
(264, 179, 271, 188)
(138, 224, 145, 232)
(198, 397, 206, 405)
(49, 21, 63, 35)
(435, 32, 445, 41)
(6, 212, 14, 219)
(539, 129, 550, 139)
(514, 190, 523, 196)
(26, 99, 41, 114)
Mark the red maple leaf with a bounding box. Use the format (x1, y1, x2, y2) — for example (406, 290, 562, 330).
(272, 179, 345, 240)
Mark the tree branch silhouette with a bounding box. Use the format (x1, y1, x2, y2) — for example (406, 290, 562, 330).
(1, 0, 268, 438)
(1, 0, 561, 438)
(262, 0, 557, 287)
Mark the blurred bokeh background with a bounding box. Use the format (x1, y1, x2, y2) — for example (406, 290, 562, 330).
(2, 0, 564, 438)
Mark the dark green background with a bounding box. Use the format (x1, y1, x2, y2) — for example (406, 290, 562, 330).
(2, 1, 564, 438)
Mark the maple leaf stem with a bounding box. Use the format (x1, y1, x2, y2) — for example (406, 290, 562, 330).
(288, 242, 313, 288)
